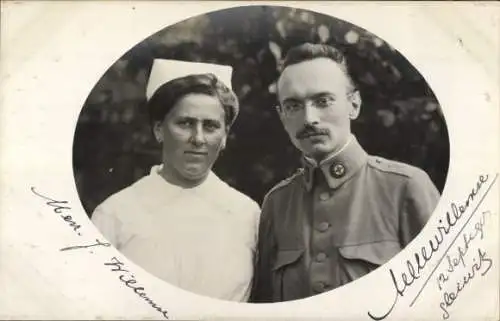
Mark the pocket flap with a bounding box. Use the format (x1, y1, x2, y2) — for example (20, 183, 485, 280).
(272, 249, 304, 271)
(338, 241, 401, 266)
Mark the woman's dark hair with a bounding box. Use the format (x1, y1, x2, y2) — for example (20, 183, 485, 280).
(147, 73, 238, 127)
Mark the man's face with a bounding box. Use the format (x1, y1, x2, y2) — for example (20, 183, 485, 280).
(277, 58, 361, 161)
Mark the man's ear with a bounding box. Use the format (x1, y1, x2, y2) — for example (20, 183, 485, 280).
(349, 90, 362, 120)
(276, 105, 285, 122)
(152, 121, 164, 143)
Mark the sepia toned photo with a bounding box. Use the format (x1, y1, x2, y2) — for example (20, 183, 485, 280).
(2, 2, 499, 320)
(72, 5, 449, 303)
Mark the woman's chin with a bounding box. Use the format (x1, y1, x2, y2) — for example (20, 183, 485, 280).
(181, 165, 209, 181)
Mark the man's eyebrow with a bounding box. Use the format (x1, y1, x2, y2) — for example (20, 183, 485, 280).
(310, 92, 336, 98)
(282, 97, 302, 103)
(283, 92, 336, 100)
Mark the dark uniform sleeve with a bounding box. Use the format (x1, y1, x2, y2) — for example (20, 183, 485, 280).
(399, 169, 441, 247)
(250, 195, 277, 302)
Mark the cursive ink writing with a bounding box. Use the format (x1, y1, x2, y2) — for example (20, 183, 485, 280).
(439, 248, 493, 319)
(31, 187, 82, 236)
(367, 174, 497, 320)
(32, 188, 170, 317)
(437, 211, 487, 290)
(31, 186, 71, 213)
(60, 239, 111, 252)
(105, 257, 169, 319)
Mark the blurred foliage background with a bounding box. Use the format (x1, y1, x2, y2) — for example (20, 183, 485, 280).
(73, 6, 450, 216)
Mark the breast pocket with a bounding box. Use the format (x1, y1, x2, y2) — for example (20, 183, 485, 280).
(337, 241, 401, 283)
(272, 249, 304, 302)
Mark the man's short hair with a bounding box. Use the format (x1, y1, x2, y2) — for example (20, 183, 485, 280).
(280, 43, 356, 91)
(147, 73, 238, 128)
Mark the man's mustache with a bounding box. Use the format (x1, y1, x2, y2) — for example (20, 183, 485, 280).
(296, 126, 329, 139)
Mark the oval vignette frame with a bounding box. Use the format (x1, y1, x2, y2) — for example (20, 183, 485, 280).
(72, 3, 450, 307)
(2, 2, 497, 321)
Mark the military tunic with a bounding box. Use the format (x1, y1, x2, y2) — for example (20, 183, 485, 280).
(250, 136, 440, 302)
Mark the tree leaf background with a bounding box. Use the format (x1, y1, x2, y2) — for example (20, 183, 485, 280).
(73, 6, 450, 215)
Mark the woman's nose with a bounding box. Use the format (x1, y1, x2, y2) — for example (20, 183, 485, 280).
(190, 125, 206, 146)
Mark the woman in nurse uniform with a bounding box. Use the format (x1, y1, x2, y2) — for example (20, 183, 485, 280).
(92, 59, 260, 302)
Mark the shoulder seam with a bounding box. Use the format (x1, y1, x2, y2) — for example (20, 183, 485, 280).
(263, 169, 303, 203)
(94, 175, 150, 213)
(217, 178, 261, 210)
(367, 157, 419, 179)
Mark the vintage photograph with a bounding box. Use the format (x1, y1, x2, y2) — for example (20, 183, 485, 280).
(72, 5, 449, 303)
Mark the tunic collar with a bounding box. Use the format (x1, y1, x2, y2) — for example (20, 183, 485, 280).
(301, 135, 368, 191)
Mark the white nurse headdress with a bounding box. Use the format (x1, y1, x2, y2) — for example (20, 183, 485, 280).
(146, 59, 234, 101)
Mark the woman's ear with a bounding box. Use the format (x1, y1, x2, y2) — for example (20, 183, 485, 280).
(219, 136, 227, 151)
(348, 90, 362, 120)
(152, 121, 164, 143)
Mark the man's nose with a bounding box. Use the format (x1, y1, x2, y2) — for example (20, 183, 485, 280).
(303, 103, 319, 125)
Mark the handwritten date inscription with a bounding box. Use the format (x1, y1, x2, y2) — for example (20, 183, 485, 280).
(437, 210, 493, 319)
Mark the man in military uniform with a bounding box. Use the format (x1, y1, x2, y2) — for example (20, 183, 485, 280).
(250, 43, 440, 302)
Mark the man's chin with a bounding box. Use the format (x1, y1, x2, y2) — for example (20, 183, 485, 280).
(303, 144, 336, 161)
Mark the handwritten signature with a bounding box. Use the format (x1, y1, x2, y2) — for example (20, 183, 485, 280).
(60, 239, 111, 252)
(31, 187, 169, 319)
(31, 187, 82, 236)
(31, 187, 110, 252)
(105, 257, 169, 319)
(368, 173, 498, 320)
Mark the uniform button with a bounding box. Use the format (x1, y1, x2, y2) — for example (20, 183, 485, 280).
(330, 163, 346, 178)
(319, 192, 330, 201)
(312, 281, 326, 293)
(317, 222, 330, 232)
(316, 252, 327, 262)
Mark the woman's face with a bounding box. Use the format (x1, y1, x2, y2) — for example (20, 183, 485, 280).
(154, 93, 228, 184)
